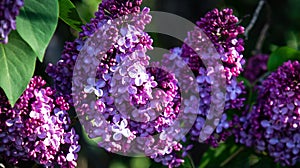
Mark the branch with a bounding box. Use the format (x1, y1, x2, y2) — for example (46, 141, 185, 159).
(252, 1, 272, 54)
(244, 0, 266, 39)
(253, 23, 269, 54)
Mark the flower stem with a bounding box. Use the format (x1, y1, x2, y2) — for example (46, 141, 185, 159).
(220, 147, 244, 167)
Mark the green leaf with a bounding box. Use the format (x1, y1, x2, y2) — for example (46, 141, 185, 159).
(0, 31, 36, 107)
(267, 46, 300, 71)
(16, 0, 59, 62)
(130, 157, 151, 168)
(58, 0, 83, 31)
(199, 138, 253, 168)
(75, 0, 102, 23)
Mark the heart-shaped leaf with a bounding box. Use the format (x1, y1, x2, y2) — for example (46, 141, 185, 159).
(0, 31, 36, 107)
(16, 0, 59, 62)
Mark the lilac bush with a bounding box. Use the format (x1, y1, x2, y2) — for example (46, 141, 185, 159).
(1, 0, 300, 167)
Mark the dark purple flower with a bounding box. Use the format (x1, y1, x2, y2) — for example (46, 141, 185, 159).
(0, 76, 80, 168)
(0, 0, 24, 43)
(192, 8, 245, 80)
(234, 61, 300, 166)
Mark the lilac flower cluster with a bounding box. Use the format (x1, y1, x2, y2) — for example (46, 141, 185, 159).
(73, 29, 186, 166)
(46, 0, 187, 166)
(0, 0, 24, 43)
(234, 61, 300, 166)
(193, 8, 245, 80)
(174, 8, 246, 147)
(243, 54, 269, 83)
(0, 76, 80, 168)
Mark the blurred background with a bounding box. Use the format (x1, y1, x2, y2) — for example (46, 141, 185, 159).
(35, 0, 300, 167)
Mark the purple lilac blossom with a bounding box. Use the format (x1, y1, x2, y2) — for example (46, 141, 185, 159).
(52, 0, 185, 166)
(73, 35, 185, 167)
(193, 8, 245, 80)
(0, 0, 24, 43)
(243, 54, 269, 83)
(176, 8, 246, 147)
(47, 0, 187, 166)
(234, 61, 300, 166)
(0, 76, 80, 168)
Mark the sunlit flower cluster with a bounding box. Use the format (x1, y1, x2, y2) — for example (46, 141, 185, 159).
(0, 76, 80, 168)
